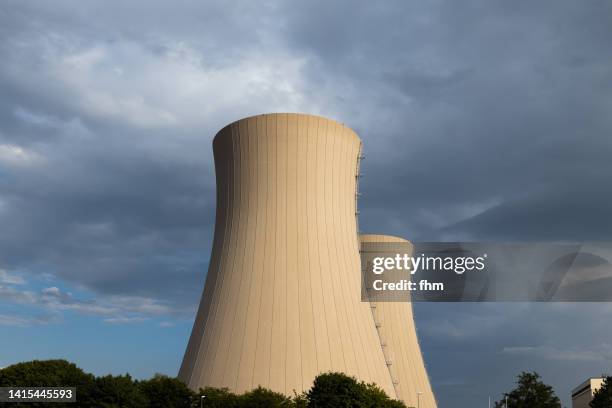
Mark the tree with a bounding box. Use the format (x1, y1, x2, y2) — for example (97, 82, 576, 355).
(494, 372, 561, 408)
(138, 374, 195, 408)
(0, 359, 97, 407)
(196, 386, 239, 407)
(0, 360, 406, 407)
(306, 372, 406, 408)
(237, 386, 292, 407)
(93, 374, 148, 407)
(292, 391, 309, 408)
(590, 376, 612, 408)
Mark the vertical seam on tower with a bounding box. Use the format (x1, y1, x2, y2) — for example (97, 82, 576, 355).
(324, 119, 347, 371)
(284, 113, 289, 394)
(332, 124, 357, 375)
(341, 131, 367, 381)
(314, 118, 332, 370)
(350, 136, 371, 384)
(250, 116, 265, 388)
(305, 118, 318, 378)
(295, 115, 304, 392)
(235, 118, 259, 391)
(268, 115, 277, 387)
(222, 121, 249, 389)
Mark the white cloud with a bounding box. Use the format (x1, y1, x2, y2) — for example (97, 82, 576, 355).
(1, 283, 173, 324)
(0, 144, 43, 167)
(417, 304, 529, 340)
(0, 270, 26, 285)
(0, 314, 31, 326)
(14, 106, 60, 127)
(12, 107, 92, 139)
(110, 295, 172, 315)
(0, 313, 55, 327)
(0, 285, 37, 304)
(10, 34, 311, 129)
(41, 286, 61, 296)
(502, 344, 612, 362)
(104, 316, 148, 324)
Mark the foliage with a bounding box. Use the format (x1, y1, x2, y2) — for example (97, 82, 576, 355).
(0, 360, 406, 407)
(237, 386, 293, 407)
(292, 391, 309, 408)
(138, 374, 194, 408)
(93, 374, 148, 408)
(0, 359, 97, 407)
(590, 376, 612, 408)
(196, 386, 239, 407)
(494, 372, 561, 408)
(307, 372, 406, 407)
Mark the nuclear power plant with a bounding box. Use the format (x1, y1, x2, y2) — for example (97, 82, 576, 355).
(179, 113, 436, 407)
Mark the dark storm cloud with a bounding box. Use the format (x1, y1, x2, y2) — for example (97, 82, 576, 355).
(0, 110, 215, 305)
(443, 184, 612, 240)
(0, 1, 227, 309)
(274, 0, 612, 241)
(0, 0, 316, 313)
(0, 1, 611, 406)
(415, 302, 612, 407)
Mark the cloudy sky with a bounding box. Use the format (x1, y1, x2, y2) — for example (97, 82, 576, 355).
(1, 1, 611, 406)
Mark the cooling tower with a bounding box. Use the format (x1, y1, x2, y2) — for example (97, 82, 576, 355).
(360, 234, 437, 408)
(179, 113, 396, 397)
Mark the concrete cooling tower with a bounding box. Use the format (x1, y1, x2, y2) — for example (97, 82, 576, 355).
(179, 113, 437, 407)
(360, 234, 437, 408)
(179, 113, 395, 396)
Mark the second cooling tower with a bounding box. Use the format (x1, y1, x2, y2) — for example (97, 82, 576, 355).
(360, 234, 437, 408)
(179, 113, 396, 396)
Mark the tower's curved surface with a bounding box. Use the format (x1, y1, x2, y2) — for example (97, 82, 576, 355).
(360, 234, 437, 408)
(179, 113, 395, 397)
